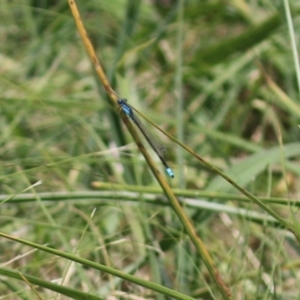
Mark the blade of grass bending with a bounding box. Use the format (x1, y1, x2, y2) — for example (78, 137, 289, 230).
(68, 1, 232, 298)
(0, 232, 195, 300)
(135, 109, 300, 240)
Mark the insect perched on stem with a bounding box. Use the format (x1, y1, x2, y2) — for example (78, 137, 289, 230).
(118, 98, 174, 178)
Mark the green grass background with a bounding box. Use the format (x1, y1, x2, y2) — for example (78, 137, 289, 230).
(1, 0, 300, 299)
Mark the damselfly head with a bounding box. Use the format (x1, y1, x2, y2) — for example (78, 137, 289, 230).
(117, 98, 127, 105)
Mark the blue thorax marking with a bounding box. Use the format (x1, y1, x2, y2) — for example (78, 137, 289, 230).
(118, 99, 133, 118)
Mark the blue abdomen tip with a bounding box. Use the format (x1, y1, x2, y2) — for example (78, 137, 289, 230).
(166, 168, 174, 178)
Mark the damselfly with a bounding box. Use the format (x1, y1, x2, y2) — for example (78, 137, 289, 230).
(118, 98, 174, 178)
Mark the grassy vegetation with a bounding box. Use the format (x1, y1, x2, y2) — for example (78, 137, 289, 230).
(1, 0, 300, 299)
